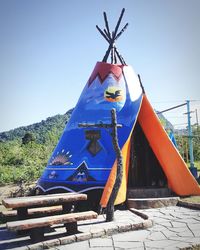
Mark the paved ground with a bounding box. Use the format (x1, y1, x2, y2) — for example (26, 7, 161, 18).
(49, 206, 200, 250)
(1, 206, 200, 250)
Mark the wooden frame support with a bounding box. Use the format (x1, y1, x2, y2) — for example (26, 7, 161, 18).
(65, 222, 78, 235)
(30, 227, 45, 242)
(96, 8, 128, 65)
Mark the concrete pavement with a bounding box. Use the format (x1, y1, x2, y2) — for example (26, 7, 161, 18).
(52, 206, 200, 250)
(0, 206, 200, 250)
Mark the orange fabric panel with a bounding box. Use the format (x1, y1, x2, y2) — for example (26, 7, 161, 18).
(100, 135, 132, 208)
(138, 95, 200, 196)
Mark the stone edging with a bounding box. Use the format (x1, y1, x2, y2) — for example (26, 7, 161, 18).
(27, 213, 153, 249)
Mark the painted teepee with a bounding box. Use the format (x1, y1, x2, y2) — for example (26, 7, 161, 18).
(37, 9, 200, 208)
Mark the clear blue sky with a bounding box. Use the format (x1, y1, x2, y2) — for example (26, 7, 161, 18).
(0, 0, 200, 132)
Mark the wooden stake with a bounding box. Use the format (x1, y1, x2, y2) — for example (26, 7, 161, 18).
(79, 109, 123, 221)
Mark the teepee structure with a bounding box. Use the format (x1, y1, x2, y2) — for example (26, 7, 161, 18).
(37, 9, 200, 209)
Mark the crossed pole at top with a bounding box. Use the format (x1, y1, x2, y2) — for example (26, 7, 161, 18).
(96, 8, 129, 65)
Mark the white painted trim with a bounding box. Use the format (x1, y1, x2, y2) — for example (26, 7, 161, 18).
(46, 168, 110, 171)
(36, 185, 76, 193)
(36, 184, 104, 193)
(77, 186, 104, 193)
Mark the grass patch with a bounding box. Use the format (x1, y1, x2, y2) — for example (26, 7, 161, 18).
(181, 245, 200, 250)
(186, 161, 200, 170)
(181, 196, 200, 204)
(194, 161, 200, 171)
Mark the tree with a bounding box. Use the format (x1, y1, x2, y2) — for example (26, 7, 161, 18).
(22, 133, 35, 145)
(193, 125, 200, 161)
(175, 125, 200, 162)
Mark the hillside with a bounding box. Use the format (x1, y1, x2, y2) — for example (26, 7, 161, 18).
(0, 109, 73, 185)
(0, 109, 74, 143)
(0, 108, 173, 144)
(0, 107, 199, 186)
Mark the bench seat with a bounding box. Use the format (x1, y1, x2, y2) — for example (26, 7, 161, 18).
(7, 210, 97, 231)
(1, 205, 63, 221)
(7, 210, 98, 242)
(2, 193, 87, 209)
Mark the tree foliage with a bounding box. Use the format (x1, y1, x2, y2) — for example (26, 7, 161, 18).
(22, 133, 35, 145)
(193, 125, 200, 162)
(0, 138, 55, 184)
(175, 125, 200, 163)
(0, 109, 199, 185)
(0, 110, 73, 185)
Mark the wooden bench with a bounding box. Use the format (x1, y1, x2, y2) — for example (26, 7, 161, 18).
(1, 205, 63, 222)
(2, 193, 87, 220)
(7, 210, 98, 242)
(2, 193, 98, 242)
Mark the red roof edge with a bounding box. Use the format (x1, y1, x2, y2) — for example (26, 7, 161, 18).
(87, 62, 124, 86)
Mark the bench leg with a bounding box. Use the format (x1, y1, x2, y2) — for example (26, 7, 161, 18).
(17, 229, 30, 236)
(30, 228, 45, 242)
(62, 203, 72, 213)
(17, 207, 28, 219)
(65, 222, 78, 234)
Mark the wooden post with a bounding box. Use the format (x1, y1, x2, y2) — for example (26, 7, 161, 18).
(79, 108, 123, 221)
(65, 222, 78, 235)
(30, 227, 45, 242)
(106, 109, 123, 222)
(62, 203, 72, 213)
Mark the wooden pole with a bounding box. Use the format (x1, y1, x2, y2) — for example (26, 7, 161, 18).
(114, 47, 126, 65)
(106, 109, 123, 222)
(78, 109, 123, 221)
(103, 12, 111, 39)
(115, 23, 129, 41)
(102, 9, 126, 63)
(96, 9, 128, 65)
